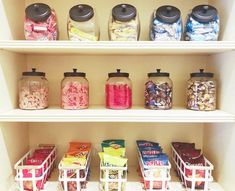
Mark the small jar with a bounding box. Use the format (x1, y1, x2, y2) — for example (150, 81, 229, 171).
(106, 69, 132, 109)
(19, 68, 49, 110)
(68, 4, 100, 41)
(150, 5, 182, 41)
(145, 69, 173, 110)
(185, 5, 219, 41)
(187, 69, 216, 111)
(109, 4, 140, 41)
(24, 3, 58, 40)
(61, 69, 89, 110)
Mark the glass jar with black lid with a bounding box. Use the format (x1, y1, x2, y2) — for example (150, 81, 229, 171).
(19, 68, 49, 110)
(106, 69, 132, 109)
(145, 69, 173, 110)
(187, 69, 216, 111)
(68, 4, 100, 41)
(61, 69, 89, 110)
(24, 3, 58, 40)
(150, 5, 182, 41)
(109, 4, 140, 41)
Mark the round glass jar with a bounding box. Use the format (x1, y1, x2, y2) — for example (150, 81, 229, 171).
(24, 3, 58, 40)
(109, 4, 140, 41)
(187, 69, 216, 111)
(19, 68, 49, 110)
(61, 69, 89, 110)
(106, 69, 132, 109)
(145, 69, 173, 110)
(185, 5, 219, 41)
(150, 5, 182, 41)
(68, 4, 100, 41)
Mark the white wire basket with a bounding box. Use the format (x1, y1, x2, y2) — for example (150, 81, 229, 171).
(171, 145, 214, 191)
(14, 144, 57, 191)
(100, 162, 127, 191)
(137, 147, 171, 191)
(58, 149, 91, 191)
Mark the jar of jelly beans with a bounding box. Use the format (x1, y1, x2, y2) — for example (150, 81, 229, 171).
(145, 69, 173, 110)
(106, 69, 132, 109)
(61, 69, 89, 110)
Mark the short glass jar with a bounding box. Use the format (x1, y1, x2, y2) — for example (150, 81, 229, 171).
(145, 69, 173, 110)
(68, 4, 99, 41)
(150, 5, 182, 41)
(187, 69, 216, 111)
(24, 3, 58, 40)
(61, 69, 89, 110)
(106, 69, 132, 109)
(109, 4, 140, 41)
(185, 5, 219, 41)
(19, 68, 49, 110)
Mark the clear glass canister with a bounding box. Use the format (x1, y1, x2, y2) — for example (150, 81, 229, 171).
(150, 5, 182, 41)
(145, 69, 173, 110)
(109, 4, 140, 41)
(19, 68, 49, 110)
(24, 3, 58, 40)
(106, 69, 132, 109)
(61, 69, 89, 110)
(68, 4, 99, 41)
(187, 69, 216, 111)
(185, 5, 219, 41)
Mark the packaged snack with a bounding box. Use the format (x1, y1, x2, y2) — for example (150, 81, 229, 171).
(136, 140, 159, 147)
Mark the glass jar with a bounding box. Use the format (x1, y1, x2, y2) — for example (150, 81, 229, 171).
(150, 5, 182, 41)
(68, 4, 99, 41)
(106, 69, 132, 109)
(24, 3, 58, 40)
(19, 68, 49, 110)
(145, 69, 173, 110)
(185, 5, 219, 41)
(61, 69, 89, 110)
(109, 4, 140, 41)
(187, 69, 216, 111)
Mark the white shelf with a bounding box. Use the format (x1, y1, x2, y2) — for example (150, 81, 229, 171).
(0, 41, 234, 55)
(0, 106, 234, 123)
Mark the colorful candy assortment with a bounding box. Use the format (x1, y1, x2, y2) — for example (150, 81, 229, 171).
(137, 140, 170, 190)
(59, 142, 92, 191)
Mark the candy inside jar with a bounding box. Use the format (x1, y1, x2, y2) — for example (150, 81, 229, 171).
(24, 3, 58, 40)
(61, 69, 89, 110)
(106, 69, 132, 109)
(19, 68, 49, 110)
(187, 69, 216, 111)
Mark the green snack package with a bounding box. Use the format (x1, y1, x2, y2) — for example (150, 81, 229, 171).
(102, 139, 125, 150)
(103, 147, 126, 157)
(103, 153, 128, 167)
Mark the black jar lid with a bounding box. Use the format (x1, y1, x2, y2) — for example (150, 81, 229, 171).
(112, 4, 137, 22)
(22, 68, 45, 77)
(69, 4, 94, 22)
(190, 69, 214, 78)
(148, 69, 170, 77)
(25, 3, 51, 22)
(155, 5, 181, 24)
(192, 5, 218, 23)
(64, 69, 86, 77)
(108, 69, 129, 78)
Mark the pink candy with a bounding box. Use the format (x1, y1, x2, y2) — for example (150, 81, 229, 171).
(106, 84, 132, 109)
(24, 9, 58, 40)
(61, 81, 89, 109)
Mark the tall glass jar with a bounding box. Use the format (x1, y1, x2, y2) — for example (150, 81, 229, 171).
(24, 3, 58, 40)
(106, 69, 132, 109)
(150, 5, 182, 41)
(68, 4, 100, 41)
(145, 69, 173, 110)
(187, 69, 216, 111)
(19, 68, 49, 110)
(185, 5, 219, 41)
(109, 4, 140, 41)
(61, 69, 89, 110)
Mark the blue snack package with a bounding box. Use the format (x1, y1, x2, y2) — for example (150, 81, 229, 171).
(136, 140, 159, 147)
(142, 153, 169, 166)
(139, 146, 163, 155)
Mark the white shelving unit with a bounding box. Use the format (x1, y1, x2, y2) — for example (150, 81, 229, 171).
(1, 0, 235, 191)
